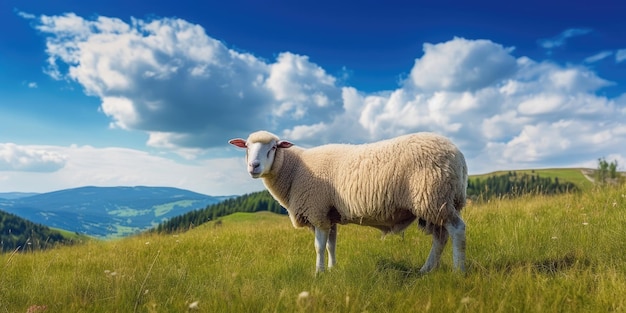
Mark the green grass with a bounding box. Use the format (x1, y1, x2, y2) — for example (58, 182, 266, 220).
(471, 168, 595, 191)
(49, 228, 93, 242)
(2, 185, 625, 312)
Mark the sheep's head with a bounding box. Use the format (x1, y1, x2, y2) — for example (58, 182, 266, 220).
(229, 131, 293, 178)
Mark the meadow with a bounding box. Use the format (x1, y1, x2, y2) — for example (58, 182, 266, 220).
(1, 185, 625, 312)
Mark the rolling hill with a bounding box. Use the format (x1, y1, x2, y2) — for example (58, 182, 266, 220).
(470, 168, 595, 191)
(0, 210, 85, 252)
(0, 192, 39, 200)
(0, 186, 229, 239)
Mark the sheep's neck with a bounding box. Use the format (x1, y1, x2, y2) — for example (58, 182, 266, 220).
(262, 148, 302, 209)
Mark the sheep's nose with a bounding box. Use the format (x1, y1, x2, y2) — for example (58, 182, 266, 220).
(249, 160, 260, 169)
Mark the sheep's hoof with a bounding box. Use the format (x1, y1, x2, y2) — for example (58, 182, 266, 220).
(419, 265, 435, 274)
(315, 268, 325, 277)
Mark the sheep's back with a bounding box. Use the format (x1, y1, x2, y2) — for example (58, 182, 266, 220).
(303, 133, 467, 225)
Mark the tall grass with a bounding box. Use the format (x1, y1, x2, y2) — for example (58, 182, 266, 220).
(1, 186, 625, 312)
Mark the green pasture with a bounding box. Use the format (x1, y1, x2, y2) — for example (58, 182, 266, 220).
(2, 185, 625, 312)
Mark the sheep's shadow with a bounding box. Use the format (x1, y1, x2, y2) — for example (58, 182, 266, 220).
(375, 258, 424, 280)
(375, 250, 589, 279)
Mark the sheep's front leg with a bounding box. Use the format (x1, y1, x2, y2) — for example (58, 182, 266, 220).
(326, 224, 337, 269)
(314, 227, 329, 273)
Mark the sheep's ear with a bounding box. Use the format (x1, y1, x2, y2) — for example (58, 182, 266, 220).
(229, 138, 247, 148)
(277, 140, 293, 149)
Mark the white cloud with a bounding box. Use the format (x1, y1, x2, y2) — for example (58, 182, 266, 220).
(16, 11, 36, 20)
(266, 52, 342, 121)
(28, 13, 626, 192)
(518, 94, 564, 115)
(36, 13, 273, 148)
(584, 51, 613, 63)
(409, 38, 517, 92)
(100, 96, 138, 129)
(0, 143, 67, 172)
(616, 49, 626, 63)
(0, 144, 262, 195)
(27, 82, 38, 88)
(538, 28, 592, 49)
(289, 37, 626, 172)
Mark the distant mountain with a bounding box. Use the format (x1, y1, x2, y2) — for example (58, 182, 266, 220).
(0, 186, 230, 239)
(0, 192, 40, 200)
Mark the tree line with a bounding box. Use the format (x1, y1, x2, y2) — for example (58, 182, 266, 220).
(595, 158, 623, 185)
(467, 171, 578, 202)
(0, 210, 75, 252)
(153, 190, 285, 234)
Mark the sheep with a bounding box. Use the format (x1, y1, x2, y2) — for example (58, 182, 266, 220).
(229, 130, 468, 274)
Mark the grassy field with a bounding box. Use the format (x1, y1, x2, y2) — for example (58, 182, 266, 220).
(1, 185, 625, 312)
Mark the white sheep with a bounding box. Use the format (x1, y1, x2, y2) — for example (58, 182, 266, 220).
(229, 130, 468, 273)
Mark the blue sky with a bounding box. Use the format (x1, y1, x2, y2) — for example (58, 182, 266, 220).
(1, 0, 625, 195)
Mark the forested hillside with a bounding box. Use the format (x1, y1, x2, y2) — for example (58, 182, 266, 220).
(0, 210, 77, 252)
(153, 191, 284, 233)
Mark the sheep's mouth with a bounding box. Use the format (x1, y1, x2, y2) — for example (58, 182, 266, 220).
(249, 171, 262, 179)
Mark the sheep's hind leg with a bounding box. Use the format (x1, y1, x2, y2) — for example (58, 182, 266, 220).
(419, 226, 449, 273)
(444, 216, 466, 272)
(314, 227, 329, 274)
(326, 224, 337, 269)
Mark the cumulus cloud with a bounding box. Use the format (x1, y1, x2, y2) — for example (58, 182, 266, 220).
(33, 13, 346, 149)
(409, 38, 517, 92)
(266, 52, 343, 122)
(30, 13, 626, 177)
(0, 143, 67, 172)
(283, 38, 625, 172)
(43, 14, 272, 146)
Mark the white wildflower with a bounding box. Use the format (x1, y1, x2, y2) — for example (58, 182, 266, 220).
(298, 291, 310, 300)
(297, 291, 311, 307)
